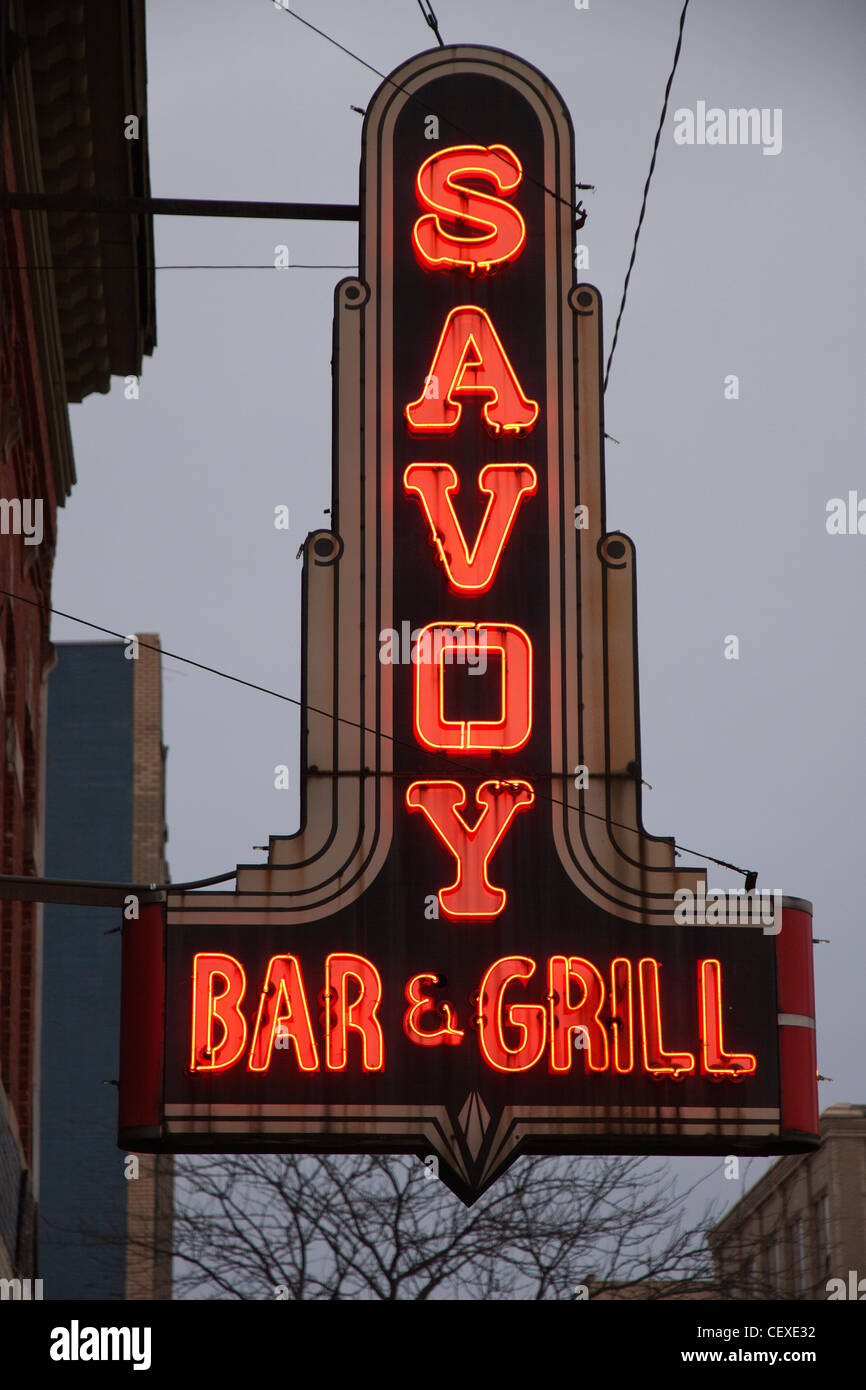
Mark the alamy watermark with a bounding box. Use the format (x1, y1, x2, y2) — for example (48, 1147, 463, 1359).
(0, 1277, 43, 1300)
(826, 1270, 866, 1300)
(673, 103, 782, 157)
(49, 1322, 151, 1371)
(826, 493, 866, 535)
(0, 497, 42, 546)
(674, 886, 781, 932)
(379, 622, 488, 674)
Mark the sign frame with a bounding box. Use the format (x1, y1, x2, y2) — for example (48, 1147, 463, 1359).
(119, 45, 819, 1204)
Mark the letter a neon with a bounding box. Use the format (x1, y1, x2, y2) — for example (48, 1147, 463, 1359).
(405, 307, 539, 435)
(405, 779, 534, 917)
(247, 954, 319, 1072)
(404, 463, 537, 593)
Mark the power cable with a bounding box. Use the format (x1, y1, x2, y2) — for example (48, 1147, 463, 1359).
(0, 584, 755, 882)
(0, 192, 359, 219)
(604, 0, 691, 393)
(416, 0, 445, 47)
(271, 4, 586, 223)
(0, 263, 357, 271)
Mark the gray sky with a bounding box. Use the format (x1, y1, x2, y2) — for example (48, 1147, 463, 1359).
(51, 0, 865, 1221)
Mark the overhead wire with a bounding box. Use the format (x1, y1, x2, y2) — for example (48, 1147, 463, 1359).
(2, 5, 690, 376)
(416, 0, 445, 47)
(270, 3, 587, 222)
(0, 263, 357, 271)
(271, 2, 695, 396)
(603, 0, 692, 393)
(0, 585, 755, 882)
(1, 5, 742, 885)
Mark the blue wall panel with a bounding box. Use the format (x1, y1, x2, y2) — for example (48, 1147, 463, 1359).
(40, 643, 133, 1301)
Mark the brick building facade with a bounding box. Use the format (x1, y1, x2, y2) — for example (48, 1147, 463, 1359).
(709, 1103, 866, 1300)
(128, 634, 172, 1300)
(583, 1104, 865, 1302)
(0, 0, 154, 1282)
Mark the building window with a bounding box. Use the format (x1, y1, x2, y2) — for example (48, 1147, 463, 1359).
(815, 1193, 831, 1278)
(789, 1219, 805, 1296)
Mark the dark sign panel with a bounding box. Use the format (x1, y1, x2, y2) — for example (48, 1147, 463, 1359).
(119, 46, 819, 1203)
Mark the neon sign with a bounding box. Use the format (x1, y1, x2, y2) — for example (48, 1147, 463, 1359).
(405, 306, 539, 435)
(189, 953, 247, 1073)
(412, 143, 526, 274)
(248, 954, 319, 1073)
(187, 949, 755, 1081)
(413, 622, 533, 754)
(403, 464, 537, 594)
(404, 973, 465, 1047)
(121, 45, 818, 1206)
(405, 779, 534, 917)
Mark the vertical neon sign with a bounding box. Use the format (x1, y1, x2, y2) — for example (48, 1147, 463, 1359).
(404, 143, 536, 914)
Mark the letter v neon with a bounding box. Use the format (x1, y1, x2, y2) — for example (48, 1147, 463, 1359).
(404, 463, 537, 593)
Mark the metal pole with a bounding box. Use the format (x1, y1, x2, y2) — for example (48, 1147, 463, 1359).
(0, 192, 359, 221)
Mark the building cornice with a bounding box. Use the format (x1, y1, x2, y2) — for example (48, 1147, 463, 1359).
(7, 0, 155, 493)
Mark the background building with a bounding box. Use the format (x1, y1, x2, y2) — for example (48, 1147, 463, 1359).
(40, 637, 171, 1300)
(584, 1106, 866, 1301)
(709, 1103, 866, 1300)
(0, 0, 154, 1284)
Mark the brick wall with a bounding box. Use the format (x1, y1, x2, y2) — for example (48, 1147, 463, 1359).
(126, 634, 173, 1300)
(0, 115, 62, 1278)
(709, 1105, 866, 1299)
